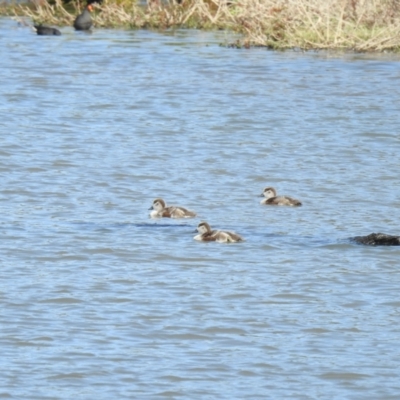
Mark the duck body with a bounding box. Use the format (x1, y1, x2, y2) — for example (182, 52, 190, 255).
(194, 222, 243, 243)
(352, 233, 400, 246)
(74, 6, 93, 31)
(260, 187, 302, 206)
(149, 198, 196, 219)
(34, 25, 61, 36)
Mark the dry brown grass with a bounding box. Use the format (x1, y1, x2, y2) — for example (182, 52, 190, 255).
(231, 0, 400, 51)
(4, 0, 400, 51)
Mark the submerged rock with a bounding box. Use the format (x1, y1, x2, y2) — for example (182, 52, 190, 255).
(352, 233, 400, 246)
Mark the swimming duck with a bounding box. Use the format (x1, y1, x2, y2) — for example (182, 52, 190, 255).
(34, 25, 61, 36)
(74, 1, 99, 31)
(260, 187, 302, 206)
(194, 221, 244, 243)
(149, 198, 196, 219)
(352, 233, 400, 246)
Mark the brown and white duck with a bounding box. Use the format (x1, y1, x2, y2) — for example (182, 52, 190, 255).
(149, 198, 196, 219)
(194, 222, 243, 243)
(260, 187, 302, 206)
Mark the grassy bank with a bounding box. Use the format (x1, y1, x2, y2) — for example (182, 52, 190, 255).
(4, 0, 400, 51)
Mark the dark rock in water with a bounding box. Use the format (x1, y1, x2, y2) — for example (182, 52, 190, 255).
(34, 25, 62, 36)
(352, 233, 400, 246)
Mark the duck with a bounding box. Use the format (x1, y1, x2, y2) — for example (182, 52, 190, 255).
(74, 0, 100, 31)
(352, 233, 400, 246)
(149, 198, 196, 219)
(194, 221, 244, 243)
(260, 187, 302, 206)
(34, 25, 62, 36)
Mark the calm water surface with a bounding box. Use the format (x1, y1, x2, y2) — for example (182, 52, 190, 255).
(1, 17, 400, 399)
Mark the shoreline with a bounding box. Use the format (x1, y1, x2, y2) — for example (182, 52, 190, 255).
(2, 0, 400, 52)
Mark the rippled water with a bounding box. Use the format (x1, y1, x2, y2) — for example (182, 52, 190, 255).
(1, 16, 400, 399)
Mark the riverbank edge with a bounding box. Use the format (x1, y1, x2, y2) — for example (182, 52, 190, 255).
(2, 0, 400, 52)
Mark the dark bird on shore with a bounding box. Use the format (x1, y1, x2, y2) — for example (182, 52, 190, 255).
(352, 233, 400, 246)
(73, 4, 94, 31)
(34, 25, 62, 36)
(73, 0, 102, 31)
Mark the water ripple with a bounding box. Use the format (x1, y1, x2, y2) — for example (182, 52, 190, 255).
(1, 16, 400, 399)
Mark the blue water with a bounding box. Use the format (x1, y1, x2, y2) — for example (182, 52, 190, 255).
(1, 16, 400, 399)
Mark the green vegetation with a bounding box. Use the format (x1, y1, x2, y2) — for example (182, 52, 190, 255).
(4, 0, 400, 52)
